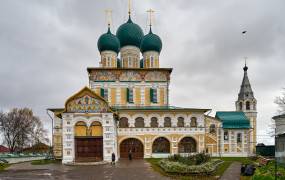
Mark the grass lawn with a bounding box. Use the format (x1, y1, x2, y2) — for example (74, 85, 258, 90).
(31, 159, 59, 165)
(0, 163, 10, 171)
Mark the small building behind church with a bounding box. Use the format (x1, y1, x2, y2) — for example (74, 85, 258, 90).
(273, 114, 285, 166)
(48, 8, 258, 164)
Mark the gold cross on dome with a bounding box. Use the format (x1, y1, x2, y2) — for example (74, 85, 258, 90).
(128, 0, 132, 15)
(147, 9, 155, 27)
(105, 9, 112, 27)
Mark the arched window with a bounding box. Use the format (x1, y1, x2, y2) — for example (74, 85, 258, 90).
(246, 101, 250, 110)
(103, 57, 106, 66)
(178, 137, 197, 153)
(177, 117, 184, 127)
(119, 117, 129, 128)
(209, 124, 216, 134)
(190, 117, 197, 127)
(128, 56, 132, 67)
(150, 117, 158, 128)
(164, 117, 171, 127)
(152, 137, 170, 153)
(237, 133, 242, 143)
(90, 121, 102, 136)
(239, 102, 243, 111)
(150, 56, 154, 67)
(135, 117, 145, 128)
(107, 56, 111, 67)
(74, 121, 87, 136)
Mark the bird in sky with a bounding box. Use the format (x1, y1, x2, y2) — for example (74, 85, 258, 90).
(242, 31, 247, 34)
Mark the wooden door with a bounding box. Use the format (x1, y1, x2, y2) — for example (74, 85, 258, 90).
(120, 138, 144, 159)
(75, 137, 103, 162)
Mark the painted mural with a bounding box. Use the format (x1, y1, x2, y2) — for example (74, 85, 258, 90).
(119, 71, 142, 81)
(66, 95, 108, 113)
(145, 71, 167, 82)
(91, 71, 116, 81)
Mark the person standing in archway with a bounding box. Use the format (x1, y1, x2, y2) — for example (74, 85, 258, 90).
(111, 152, 116, 165)
(128, 149, 132, 160)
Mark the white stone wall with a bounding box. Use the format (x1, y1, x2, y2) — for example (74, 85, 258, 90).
(61, 112, 117, 164)
(142, 51, 160, 68)
(90, 81, 168, 106)
(100, 50, 117, 68)
(120, 46, 140, 68)
(53, 116, 63, 158)
(217, 129, 250, 157)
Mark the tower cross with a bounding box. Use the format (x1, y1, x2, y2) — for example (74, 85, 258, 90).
(105, 9, 112, 27)
(244, 57, 248, 66)
(147, 9, 155, 27)
(128, 0, 132, 15)
(243, 57, 248, 71)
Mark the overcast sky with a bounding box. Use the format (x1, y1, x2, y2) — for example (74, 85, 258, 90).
(1, 0, 284, 145)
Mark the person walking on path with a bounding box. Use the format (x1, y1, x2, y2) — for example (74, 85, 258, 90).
(111, 152, 116, 165)
(128, 149, 132, 161)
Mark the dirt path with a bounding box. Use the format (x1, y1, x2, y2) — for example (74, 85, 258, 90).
(220, 162, 241, 180)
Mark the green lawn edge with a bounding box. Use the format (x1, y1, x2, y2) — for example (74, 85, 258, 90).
(31, 159, 60, 165)
(0, 163, 10, 171)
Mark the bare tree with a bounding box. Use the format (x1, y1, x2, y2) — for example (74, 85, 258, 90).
(0, 108, 48, 152)
(275, 88, 285, 114)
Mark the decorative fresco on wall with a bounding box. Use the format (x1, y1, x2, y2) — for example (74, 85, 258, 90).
(88, 69, 170, 82)
(119, 71, 142, 81)
(65, 87, 109, 113)
(90, 71, 116, 81)
(144, 71, 167, 82)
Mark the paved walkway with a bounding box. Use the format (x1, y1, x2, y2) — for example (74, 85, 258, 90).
(220, 162, 241, 180)
(0, 159, 168, 180)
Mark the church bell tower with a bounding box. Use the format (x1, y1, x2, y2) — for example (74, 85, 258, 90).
(235, 62, 257, 154)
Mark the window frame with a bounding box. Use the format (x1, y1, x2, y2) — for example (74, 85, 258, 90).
(127, 88, 134, 103)
(150, 88, 158, 103)
(224, 130, 229, 141)
(237, 133, 242, 143)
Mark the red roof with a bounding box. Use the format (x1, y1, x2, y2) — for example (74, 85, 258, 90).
(0, 145, 10, 153)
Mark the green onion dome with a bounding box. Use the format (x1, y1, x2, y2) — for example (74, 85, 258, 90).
(97, 27, 120, 53)
(116, 17, 144, 48)
(140, 27, 162, 53)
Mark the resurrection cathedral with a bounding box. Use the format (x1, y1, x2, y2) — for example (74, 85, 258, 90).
(48, 10, 257, 164)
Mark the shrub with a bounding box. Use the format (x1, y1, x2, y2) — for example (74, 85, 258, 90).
(159, 159, 223, 175)
(168, 153, 210, 165)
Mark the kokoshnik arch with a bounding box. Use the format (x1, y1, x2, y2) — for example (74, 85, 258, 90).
(48, 7, 257, 164)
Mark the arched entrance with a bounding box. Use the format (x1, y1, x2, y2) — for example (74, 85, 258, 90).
(178, 137, 197, 153)
(74, 121, 103, 162)
(152, 137, 170, 153)
(120, 138, 144, 159)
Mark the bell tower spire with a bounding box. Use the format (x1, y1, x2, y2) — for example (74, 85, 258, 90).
(235, 59, 257, 155)
(237, 57, 255, 103)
